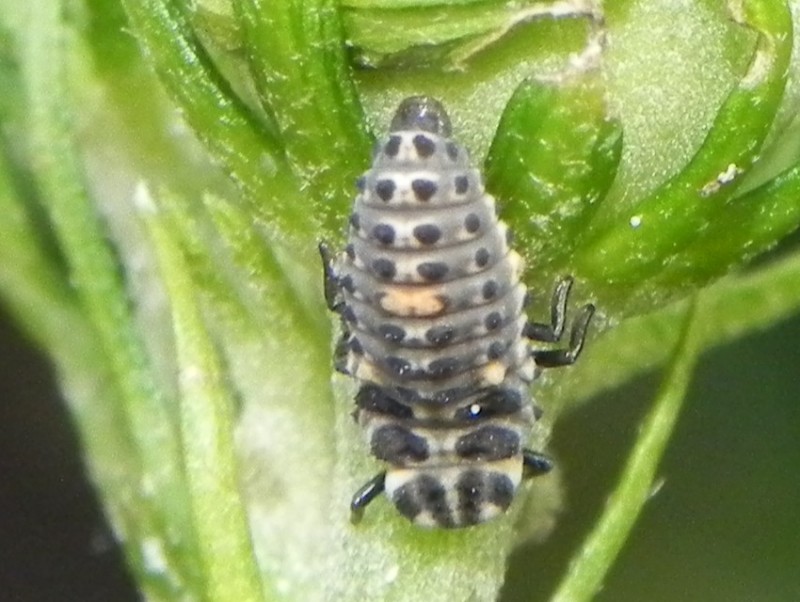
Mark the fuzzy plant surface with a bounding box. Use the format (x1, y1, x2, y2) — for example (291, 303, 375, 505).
(1, 0, 800, 601)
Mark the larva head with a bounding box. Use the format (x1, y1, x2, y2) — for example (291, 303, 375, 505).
(384, 458, 524, 528)
(390, 96, 452, 137)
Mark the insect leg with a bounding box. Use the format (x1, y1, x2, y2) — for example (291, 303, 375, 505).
(526, 276, 595, 368)
(522, 450, 554, 478)
(333, 332, 351, 375)
(524, 276, 574, 343)
(350, 472, 386, 524)
(531, 301, 595, 368)
(318, 241, 343, 312)
(319, 241, 353, 373)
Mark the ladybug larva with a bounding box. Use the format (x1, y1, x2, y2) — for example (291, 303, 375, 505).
(319, 96, 595, 528)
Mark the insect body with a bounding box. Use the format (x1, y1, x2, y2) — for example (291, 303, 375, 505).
(320, 97, 594, 528)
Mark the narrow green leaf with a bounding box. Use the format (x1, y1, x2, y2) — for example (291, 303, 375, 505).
(154, 184, 328, 348)
(153, 190, 341, 601)
(234, 0, 371, 235)
(343, 4, 521, 58)
(574, 0, 793, 306)
(0, 147, 84, 353)
(202, 193, 329, 339)
(342, 0, 599, 68)
(654, 162, 800, 291)
(140, 185, 266, 602)
(119, 0, 311, 236)
(485, 73, 622, 276)
(80, 0, 231, 200)
(0, 32, 80, 350)
(193, 1, 244, 53)
(550, 297, 703, 602)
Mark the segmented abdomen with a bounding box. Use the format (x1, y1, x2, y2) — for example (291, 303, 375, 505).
(335, 99, 537, 527)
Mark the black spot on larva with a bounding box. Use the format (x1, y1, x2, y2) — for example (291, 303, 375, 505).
(375, 179, 396, 202)
(413, 223, 442, 245)
(372, 223, 396, 245)
(455, 470, 484, 526)
(379, 323, 406, 343)
(342, 306, 357, 324)
(475, 247, 490, 267)
(340, 274, 355, 293)
(385, 356, 413, 378)
(345, 243, 355, 260)
(487, 341, 506, 360)
(480, 388, 523, 413)
(415, 475, 453, 527)
(412, 134, 436, 158)
(417, 261, 449, 282)
(349, 213, 361, 230)
(454, 175, 469, 194)
(446, 141, 459, 161)
(349, 337, 364, 355)
(392, 486, 422, 521)
(454, 402, 481, 421)
(464, 213, 480, 233)
(533, 404, 544, 420)
(371, 425, 429, 463)
(384, 135, 402, 157)
(427, 357, 460, 379)
(484, 311, 502, 331)
(455, 426, 520, 461)
(356, 176, 366, 192)
(355, 385, 413, 419)
(372, 258, 397, 280)
(487, 473, 515, 509)
(394, 386, 434, 404)
(412, 179, 437, 202)
(425, 324, 455, 346)
(505, 227, 515, 245)
(482, 280, 498, 300)
(453, 388, 523, 421)
(392, 475, 454, 527)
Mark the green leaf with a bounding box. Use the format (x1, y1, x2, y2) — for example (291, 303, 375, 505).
(119, 0, 308, 234)
(233, 0, 371, 235)
(81, 0, 231, 200)
(0, 36, 80, 349)
(342, 0, 600, 68)
(655, 163, 800, 290)
(149, 186, 340, 600)
(141, 185, 266, 602)
(485, 72, 622, 281)
(573, 0, 794, 312)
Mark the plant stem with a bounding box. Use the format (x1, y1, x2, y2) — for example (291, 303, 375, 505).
(550, 296, 703, 601)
